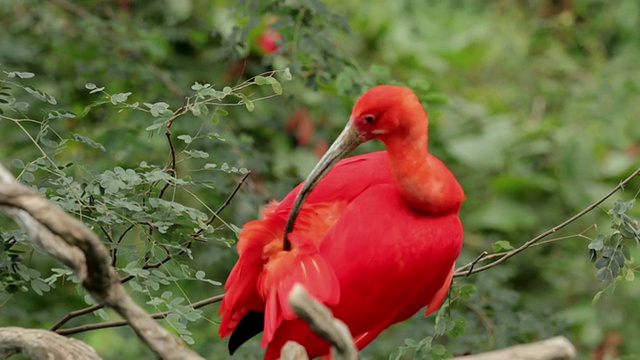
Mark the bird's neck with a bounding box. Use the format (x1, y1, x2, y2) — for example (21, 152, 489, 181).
(385, 135, 465, 215)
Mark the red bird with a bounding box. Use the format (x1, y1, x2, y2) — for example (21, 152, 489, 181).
(219, 85, 465, 359)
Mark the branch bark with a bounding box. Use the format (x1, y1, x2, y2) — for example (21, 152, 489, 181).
(452, 335, 576, 360)
(282, 284, 358, 360)
(0, 327, 102, 360)
(0, 164, 204, 360)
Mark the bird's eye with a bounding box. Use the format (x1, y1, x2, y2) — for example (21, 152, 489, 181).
(363, 115, 375, 123)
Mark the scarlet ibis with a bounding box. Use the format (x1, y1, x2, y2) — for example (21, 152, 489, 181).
(219, 85, 465, 359)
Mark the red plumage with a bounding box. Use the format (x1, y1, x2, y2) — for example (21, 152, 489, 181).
(219, 85, 465, 359)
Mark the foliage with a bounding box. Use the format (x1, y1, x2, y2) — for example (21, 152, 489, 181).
(1, 0, 640, 359)
(590, 199, 640, 302)
(0, 60, 289, 350)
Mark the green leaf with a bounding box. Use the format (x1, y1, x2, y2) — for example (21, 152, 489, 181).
(592, 290, 604, 304)
(492, 240, 514, 252)
(429, 344, 450, 358)
(178, 134, 192, 144)
(388, 348, 406, 360)
(625, 268, 635, 282)
(145, 102, 171, 117)
(47, 109, 76, 120)
(182, 335, 195, 345)
(596, 267, 613, 284)
(9, 71, 35, 79)
(184, 149, 209, 159)
(270, 79, 282, 95)
(588, 234, 605, 251)
(12, 159, 24, 169)
(15, 102, 29, 111)
(283, 67, 292, 80)
(147, 297, 163, 306)
(450, 317, 467, 338)
(110, 92, 132, 105)
(21, 172, 35, 183)
(238, 93, 254, 112)
(457, 284, 476, 299)
(72, 133, 106, 151)
(254, 75, 268, 85)
(146, 118, 166, 131)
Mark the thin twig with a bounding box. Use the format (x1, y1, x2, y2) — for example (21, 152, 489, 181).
(465, 251, 488, 276)
(455, 166, 640, 277)
(158, 107, 184, 199)
(206, 172, 251, 228)
(56, 294, 225, 336)
(51, 304, 103, 332)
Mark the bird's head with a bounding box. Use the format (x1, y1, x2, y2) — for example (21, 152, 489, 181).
(283, 85, 428, 246)
(350, 85, 427, 143)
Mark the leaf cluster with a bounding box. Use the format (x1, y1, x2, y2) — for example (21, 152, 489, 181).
(589, 200, 639, 301)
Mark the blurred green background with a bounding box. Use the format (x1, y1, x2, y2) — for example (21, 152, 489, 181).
(1, 0, 640, 359)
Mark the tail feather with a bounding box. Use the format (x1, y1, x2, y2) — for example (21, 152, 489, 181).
(228, 311, 264, 354)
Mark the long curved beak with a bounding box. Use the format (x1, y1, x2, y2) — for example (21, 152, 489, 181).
(282, 120, 363, 250)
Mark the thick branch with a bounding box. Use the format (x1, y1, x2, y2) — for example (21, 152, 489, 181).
(280, 341, 310, 360)
(286, 284, 358, 360)
(0, 164, 204, 360)
(452, 336, 576, 360)
(0, 327, 101, 360)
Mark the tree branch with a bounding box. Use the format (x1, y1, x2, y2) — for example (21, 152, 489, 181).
(284, 284, 358, 360)
(455, 166, 640, 277)
(0, 163, 204, 360)
(0, 327, 102, 360)
(452, 335, 576, 360)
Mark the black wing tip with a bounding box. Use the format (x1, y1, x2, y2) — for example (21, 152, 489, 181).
(228, 311, 265, 355)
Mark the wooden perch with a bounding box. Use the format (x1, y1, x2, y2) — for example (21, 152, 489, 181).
(283, 283, 358, 360)
(0, 327, 102, 359)
(0, 164, 204, 360)
(452, 335, 577, 360)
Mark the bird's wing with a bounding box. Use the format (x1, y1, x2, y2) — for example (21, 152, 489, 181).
(317, 183, 463, 346)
